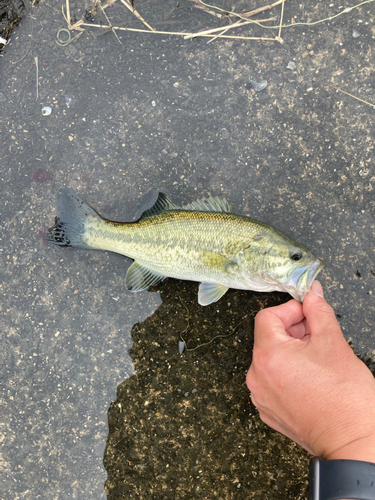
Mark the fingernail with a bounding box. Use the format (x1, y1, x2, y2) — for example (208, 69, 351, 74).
(311, 281, 324, 298)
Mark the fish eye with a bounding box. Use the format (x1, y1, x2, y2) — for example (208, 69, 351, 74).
(291, 251, 302, 261)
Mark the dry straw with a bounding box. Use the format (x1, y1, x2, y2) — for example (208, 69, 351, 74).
(59, 0, 375, 108)
(61, 0, 375, 45)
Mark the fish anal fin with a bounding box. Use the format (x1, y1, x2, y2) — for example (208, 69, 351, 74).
(125, 261, 166, 292)
(198, 283, 229, 306)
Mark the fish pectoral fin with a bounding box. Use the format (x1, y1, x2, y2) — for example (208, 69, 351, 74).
(200, 251, 238, 273)
(125, 261, 166, 292)
(198, 282, 229, 306)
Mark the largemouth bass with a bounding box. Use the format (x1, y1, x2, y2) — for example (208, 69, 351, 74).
(47, 189, 323, 305)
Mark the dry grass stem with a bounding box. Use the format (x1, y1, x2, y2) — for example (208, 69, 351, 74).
(35, 56, 38, 98)
(189, 0, 222, 18)
(314, 79, 375, 109)
(240, 0, 285, 18)
(119, 0, 155, 31)
(79, 22, 276, 41)
(193, 0, 285, 20)
(277, 0, 285, 42)
(60, 0, 372, 46)
(185, 0, 285, 43)
(62, 1, 84, 31)
(206, 17, 277, 43)
(186, 0, 285, 41)
(184, 16, 276, 40)
(66, 0, 70, 25)
(97, 1, 122, 44)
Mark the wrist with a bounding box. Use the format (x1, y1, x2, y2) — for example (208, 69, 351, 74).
(324, 432, 375, 463)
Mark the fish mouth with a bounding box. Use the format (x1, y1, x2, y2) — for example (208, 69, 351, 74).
(286, 258, 324, 302)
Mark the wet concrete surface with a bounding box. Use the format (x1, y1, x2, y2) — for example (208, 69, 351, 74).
(1, 0, 374, 498)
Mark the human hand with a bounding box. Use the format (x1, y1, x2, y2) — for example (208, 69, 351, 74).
(246, 281, 375, 462)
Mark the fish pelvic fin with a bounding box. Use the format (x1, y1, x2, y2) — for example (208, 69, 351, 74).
(198, 282, 229, 306)
(125, 261, 167, 292)
(46, 188, 100, 248)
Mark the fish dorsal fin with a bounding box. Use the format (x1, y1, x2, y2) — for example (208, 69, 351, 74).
(139, 193, 180, 220)
(125, 261, 167, 292)
(182, 195, 233, 213)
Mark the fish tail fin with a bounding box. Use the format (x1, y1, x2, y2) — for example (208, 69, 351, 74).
(46, 188, 101, 248)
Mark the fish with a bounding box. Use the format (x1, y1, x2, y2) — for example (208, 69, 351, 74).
(46, 188, 324, 305)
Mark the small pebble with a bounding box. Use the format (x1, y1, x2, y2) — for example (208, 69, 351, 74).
(151, 100, 156, 106)
(178, 340, 185, 354)
(42, 106, 52, 116)
(287, 61, 297, 71)
(244, 81, 268, 92)
(251, 80, 268, 92)
(352, 29, 360, 38)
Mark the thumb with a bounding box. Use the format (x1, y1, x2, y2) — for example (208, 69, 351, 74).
(303, 281, 342, 340)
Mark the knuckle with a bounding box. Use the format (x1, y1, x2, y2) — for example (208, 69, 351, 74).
(255, 308, 272, 323)
(252, 348, 272, 368)
(251, 349, 276, 381)
(315, 301, 336, 319)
